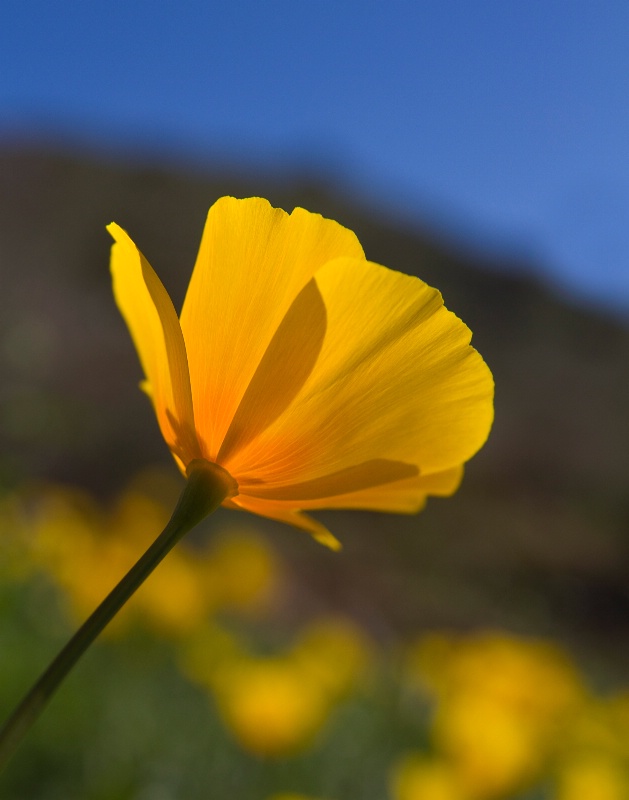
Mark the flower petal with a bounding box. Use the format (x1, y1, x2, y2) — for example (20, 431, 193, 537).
(108, 223, 200, 469)
(246, 465, 464, 513)
(241, 458, 418, 501)
(217, 278, 327, 464)
(227, 257, 493, 508)
(179, 197, 364, 460)
(230, 496, 342, 551)
(231, 468, 460, 544)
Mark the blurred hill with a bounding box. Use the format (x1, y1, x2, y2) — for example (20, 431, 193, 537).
(1, 144, 629, 673)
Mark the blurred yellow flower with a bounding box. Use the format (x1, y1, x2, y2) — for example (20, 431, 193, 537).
(211, 656, 330, 757)
(406, 632, 585, 798)
(181, 615, 371, 757)
(109, 196, 493, 548)
(556, 754, 629, 800)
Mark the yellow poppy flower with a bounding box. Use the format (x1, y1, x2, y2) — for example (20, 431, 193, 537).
(108, 197, 493, 549)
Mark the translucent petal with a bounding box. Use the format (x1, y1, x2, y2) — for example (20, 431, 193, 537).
(226, 257, 493, 506)
(245, 465, 464, 513)
(230, 495, 342, 551)
(108, 223, 200, 468)
(240, 458, 418, 501)
(217, 278, 327, 464)
(231, 469, 461, 544)
(179, 197, 364, 460)
(242, 462, 463, 514)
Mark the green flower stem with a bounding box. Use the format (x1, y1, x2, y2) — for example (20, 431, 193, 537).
(0, 459, 237, 771)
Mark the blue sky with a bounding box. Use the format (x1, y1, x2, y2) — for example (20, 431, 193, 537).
(2, 0, 629, 312)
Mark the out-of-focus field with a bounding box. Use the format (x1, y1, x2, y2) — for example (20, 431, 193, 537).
(2, 471, 629, 799)
(1, 144, 629, 798)
(1, 471, 629, 800)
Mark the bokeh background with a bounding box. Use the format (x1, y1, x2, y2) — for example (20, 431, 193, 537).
(1, 3, 629, 799)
